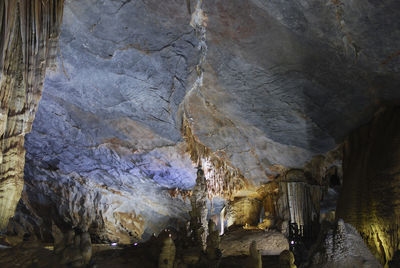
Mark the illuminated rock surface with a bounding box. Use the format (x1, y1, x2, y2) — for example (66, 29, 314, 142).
(308, 220, 382, 268)
(0, 0, 398, 266)
(219, 229, 288, 256)
(0, 0, 64, 230)
(337, 107, 400, 266)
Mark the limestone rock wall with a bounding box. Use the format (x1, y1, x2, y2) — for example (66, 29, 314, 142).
(337, 107, 400, 266)
(0, 0, 64, 230)
(15, 0, 200, 241)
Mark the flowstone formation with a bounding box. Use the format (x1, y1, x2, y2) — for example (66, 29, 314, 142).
(337, 107, 400, 266)
(307, 220, 381, 268)
(0, 0, 64, 230)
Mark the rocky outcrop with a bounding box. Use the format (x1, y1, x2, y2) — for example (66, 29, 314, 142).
(220, 229, 288, 256)
(308, 220, 381, 268)
(0, 0, 64, 230)
(337, 107, 400, 266)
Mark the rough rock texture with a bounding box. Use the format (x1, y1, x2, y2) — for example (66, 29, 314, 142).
(14, 0, 400, 245)
(19, 0, 199, 241)
(337, 107, 400, 266)
(220, 229, 288, 256)
(275, 171, 322, 234)
(0, 0, 64, 230)
(185, 0, 400, 187)
(226, 197, 262, 227)
(189, 167, 208, 249)
(308, 220, 382, 268)
(53, 227, 93, 267)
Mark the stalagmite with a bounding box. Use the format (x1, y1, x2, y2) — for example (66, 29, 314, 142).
(206, 219, 220, 260)
(0, 0, 64, 230)
(247, 240, 262, 268)
(159, 235, 176, 268)
(189, 166, 208, 250)
(279, 250, 297, 268)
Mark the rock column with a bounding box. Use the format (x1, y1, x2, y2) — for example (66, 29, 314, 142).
(0, 0, 64, 230)
(190, 166, 208, 250)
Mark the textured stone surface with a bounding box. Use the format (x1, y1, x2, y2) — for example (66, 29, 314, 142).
(337, 107, 400, 266)
(184, 0, 400, 185)
(19, 0, 199, 241)
(0, 0, 64, 230)
(220, 229, 288, 256)
(14, 0, 400, 247)
(308, 220, 382, 268)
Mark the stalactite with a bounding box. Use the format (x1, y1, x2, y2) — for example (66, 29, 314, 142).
(0, 0, 64, 230)
(167, 188, 192, 201)
(274, 170, 322, 236)
(182, 114, 247, 199)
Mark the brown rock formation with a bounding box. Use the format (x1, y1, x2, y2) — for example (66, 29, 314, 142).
(182, 114, 247, 199)
(0, 0, 64, 230)
(226, 197, 262, 227)
(337, 107, 400, 266)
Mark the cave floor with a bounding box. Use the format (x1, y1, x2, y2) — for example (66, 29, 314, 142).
(0, 229, 287, 267)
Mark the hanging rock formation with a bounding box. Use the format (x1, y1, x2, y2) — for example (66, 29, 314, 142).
(337, 107, 400, 266)
(0, 0, 64, 230)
